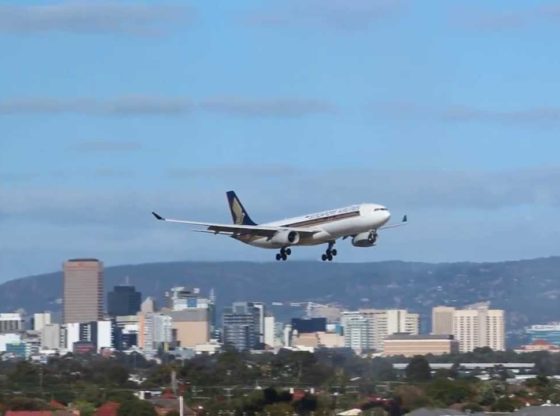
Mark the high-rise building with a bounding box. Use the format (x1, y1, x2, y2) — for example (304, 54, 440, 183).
(32, 312, 52, 332)
(170, 309, 210, 348)
(141, 297, 156, 313)
(432, 306, 455, 335)
(166, 287, 216, 331)
(63, 259, 103, 324)
(64, 320, 112, 352)
(453, 304, 505, 352)
(291, 318, 327, 334)
(0, 313, 24, 333)
(222, 302, 262, 351)
(107, 285, 141, 317)
(40, 324, 62, 350)
(341, 311, 369, 353)
(432, 303, 505, 352)
(359, 309, 420, 351)
(264, 315, 275, 348)
(138, 312, 172, 353)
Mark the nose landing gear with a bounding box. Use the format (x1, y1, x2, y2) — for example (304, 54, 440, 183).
(321, 241, 337, 261)
(275, 247, 292, 261)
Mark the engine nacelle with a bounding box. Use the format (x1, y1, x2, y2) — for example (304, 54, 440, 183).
(352, 230, 377, 247)
(271, 230, 300, 246)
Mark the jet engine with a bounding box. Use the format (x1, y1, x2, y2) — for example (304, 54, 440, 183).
(352, 230, 377, 247)
(271, 230, 300, 245)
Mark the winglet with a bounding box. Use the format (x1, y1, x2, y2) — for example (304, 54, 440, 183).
(402, 215, 407, 223)
(152, 211, 165, 221)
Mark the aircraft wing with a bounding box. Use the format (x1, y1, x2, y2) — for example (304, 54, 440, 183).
(152, 212, 319, 237)
(379, 215, 408, 230)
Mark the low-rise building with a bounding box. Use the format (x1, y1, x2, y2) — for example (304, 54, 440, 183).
(514, 340, 560, 354)
(383, 333, 460, 357)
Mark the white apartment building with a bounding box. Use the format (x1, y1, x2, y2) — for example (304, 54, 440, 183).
(341, 311, 370, 352)
(264, 315, 275, 348)
(359, 309, 419, 351)
(340, 309, 419, 352)
(138, 312, 172, 353)
(432, 303, 505, 352)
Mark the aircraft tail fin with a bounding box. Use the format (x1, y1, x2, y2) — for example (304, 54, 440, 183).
(226, 191, 257, 226)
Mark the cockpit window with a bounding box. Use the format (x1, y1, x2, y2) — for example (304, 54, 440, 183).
(374, 207, 387, 211)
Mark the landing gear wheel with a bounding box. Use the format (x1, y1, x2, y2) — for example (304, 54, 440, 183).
(276, 253, 282, 261)
(282, 253, 287, 261)
(322, 241, 337, 261)
(285, 248, 292, 256)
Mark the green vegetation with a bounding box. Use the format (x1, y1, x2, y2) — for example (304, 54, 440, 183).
(0, 348, 559, 415)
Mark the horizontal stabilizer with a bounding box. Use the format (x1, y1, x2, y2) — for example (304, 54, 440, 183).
(152, 212, 165, 220)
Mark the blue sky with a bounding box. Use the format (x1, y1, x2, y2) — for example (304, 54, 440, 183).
(2, 0, 560, 280)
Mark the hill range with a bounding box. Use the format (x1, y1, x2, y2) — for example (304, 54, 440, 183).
(1, 257, 560, 339)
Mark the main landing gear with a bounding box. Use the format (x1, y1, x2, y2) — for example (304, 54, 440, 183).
(321, 241, 337, 261)
(275, 247, 292, 261)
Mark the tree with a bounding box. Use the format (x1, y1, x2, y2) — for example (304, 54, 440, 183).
(264, 402, 293, 416)
(293, 393, 318, 414)
(394, 385, 433, 412)
(405, 356, 431, 382)
(425, 379, 474, 406)
(491, 397, 521, 412)
(6, 397, 49, 411)
(117, 399, 157, 416)
(73, 400, 96, 416)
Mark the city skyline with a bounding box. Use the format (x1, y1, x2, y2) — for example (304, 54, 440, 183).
(4, 1, 560, 279)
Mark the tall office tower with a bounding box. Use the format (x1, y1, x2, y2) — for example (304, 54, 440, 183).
(252, 302, 266, 344)
(452, 302, 505, 352)
(63, 259, 103, 324)
(264, 315, 275, 348)
(341, 311, 370, 353)
(360, 309, 420, 351)
(222, 302, 261, 351)
(432, 306, 455, 335)
(107, 285, 141, 316)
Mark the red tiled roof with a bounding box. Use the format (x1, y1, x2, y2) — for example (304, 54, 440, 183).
(94, 401, 120, 416)
(50, 400, 66, 410)
(532, 339, 553, 345)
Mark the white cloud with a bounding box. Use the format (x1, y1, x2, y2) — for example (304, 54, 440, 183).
(0, 2, 192, 35)
(246, 0, 402, 31)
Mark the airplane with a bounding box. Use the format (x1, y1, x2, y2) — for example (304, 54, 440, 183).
(152, 191, 407, 262)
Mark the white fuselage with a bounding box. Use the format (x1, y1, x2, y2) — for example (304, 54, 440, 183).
(235, 203, 391, 249)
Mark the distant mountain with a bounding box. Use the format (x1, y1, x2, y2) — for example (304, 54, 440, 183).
(2, 258, 560, 335)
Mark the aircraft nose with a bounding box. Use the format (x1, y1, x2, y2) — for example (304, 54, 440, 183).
(384, 210, 391, 222)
